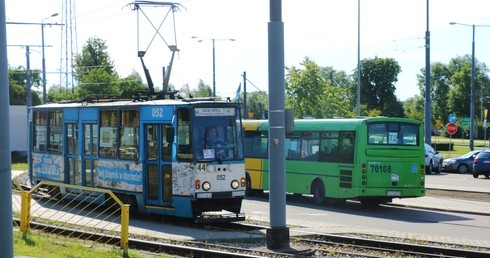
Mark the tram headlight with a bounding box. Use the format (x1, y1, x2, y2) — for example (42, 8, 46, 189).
(202, 181, 211, 191)
(240, 177, 246, 187)
(231, 180, 240, 189)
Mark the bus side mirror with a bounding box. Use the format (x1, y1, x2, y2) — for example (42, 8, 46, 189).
(166, 127, 175, 143)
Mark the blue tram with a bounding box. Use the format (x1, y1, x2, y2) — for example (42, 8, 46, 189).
(28, 96, 246, 222)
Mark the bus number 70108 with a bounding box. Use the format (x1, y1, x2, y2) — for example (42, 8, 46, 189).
(370, 164, 392, 173)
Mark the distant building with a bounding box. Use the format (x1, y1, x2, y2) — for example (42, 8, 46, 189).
(9, 105, 27, 154)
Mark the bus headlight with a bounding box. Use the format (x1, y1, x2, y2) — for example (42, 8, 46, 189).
(231, 180, 239, 189)
(202, 181, 211, 191)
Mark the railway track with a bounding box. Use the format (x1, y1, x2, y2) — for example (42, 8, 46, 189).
(293, 233, 490, 257)
(14, 216, 490, 257)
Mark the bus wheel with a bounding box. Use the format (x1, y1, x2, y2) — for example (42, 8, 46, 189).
(312, 181, 325, 205)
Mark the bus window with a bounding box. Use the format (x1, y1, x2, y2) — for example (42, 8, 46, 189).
(368, 122, 419, 146)
(301, 135, 320, 161)
(338, 132, 355, 163)
(286, 136, 301, 160)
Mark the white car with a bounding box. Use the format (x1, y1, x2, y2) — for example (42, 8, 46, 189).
(425, 143, 443, 174)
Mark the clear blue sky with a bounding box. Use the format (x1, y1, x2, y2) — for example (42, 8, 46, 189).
(6, 0, 490, 101)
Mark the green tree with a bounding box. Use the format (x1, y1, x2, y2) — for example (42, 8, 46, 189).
(118, 71, 147, 99)
(285, 57, 353, 118)
(416, 62, 452, 124)
(403, 95, 424, 121)
(48, 86, 78, 102)
(244, 91, 268, 119)
(354, 57, 404, 117)
(191, 80, 213, 97)
(8, 66, 42, 105)
(447, 55, 490, 123)
(73, 37, 119, 99)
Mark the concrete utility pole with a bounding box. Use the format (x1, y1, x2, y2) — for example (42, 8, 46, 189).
(0, 0, 14, 256)
(267, 0, 289, 250)
(425, 0, 431, 146)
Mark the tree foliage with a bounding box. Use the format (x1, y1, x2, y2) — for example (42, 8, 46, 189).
(191, 80, 213, 97)
(8, 66, 42, 105)
(73, 37, 119, 99)
(354, 56, 404, 117)
(285, 57, 353, 118)
(412, 54, 490, 128)
(243, 91, 268, 119)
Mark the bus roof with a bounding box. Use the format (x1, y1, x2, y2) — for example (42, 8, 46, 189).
(242, 117, 421, 132)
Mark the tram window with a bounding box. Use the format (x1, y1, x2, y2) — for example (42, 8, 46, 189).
(119, 109, 139, 160)
(33, 111, 48, 152)
(161, 125, 172, 162)
(99, 110, 117, 158)
(48, 110, 63, 154)
(66, 123, 78, 155)
(177, 108, 193, 160)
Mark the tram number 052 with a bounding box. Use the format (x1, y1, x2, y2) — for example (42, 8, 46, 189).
(217, 174, 226, 180)
(370, 164, 392, 173)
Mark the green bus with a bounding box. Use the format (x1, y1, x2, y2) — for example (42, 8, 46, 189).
(243, 117, 426, 205)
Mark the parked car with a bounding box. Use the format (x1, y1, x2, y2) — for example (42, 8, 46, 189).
(425, 143, 443, 174)
(442, 150, 481, 174)
(472, 150, 490, 178)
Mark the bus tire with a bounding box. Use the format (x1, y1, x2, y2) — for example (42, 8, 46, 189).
(312, 181, 325, 205)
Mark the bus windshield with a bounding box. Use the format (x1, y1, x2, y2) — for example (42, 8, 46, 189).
(192, 107, 243, 161)
(367, 122, 419, 146)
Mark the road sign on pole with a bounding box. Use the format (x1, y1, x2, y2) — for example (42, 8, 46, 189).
(448, 113, 457, 123)
(446, 122, 457, 135)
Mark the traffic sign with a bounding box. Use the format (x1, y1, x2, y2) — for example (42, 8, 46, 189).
(448, 114, 457, 123)
(446, 122, 457, 135)
(461, 117, 470, 126)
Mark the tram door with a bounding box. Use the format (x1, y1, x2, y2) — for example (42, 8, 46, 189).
(81, 123, 97, 187)
(145, 124, 173, 206)
(65, 123, 80, 185)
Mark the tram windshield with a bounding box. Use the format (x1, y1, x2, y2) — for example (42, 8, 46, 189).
(192, 107, 243, 161)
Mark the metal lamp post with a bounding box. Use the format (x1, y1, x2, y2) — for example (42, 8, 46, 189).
(41, 13, 58, 104)
(192, 36, 235, 97)
(450, 22, 490, 151)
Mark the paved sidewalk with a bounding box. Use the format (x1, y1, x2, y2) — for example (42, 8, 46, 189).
(392, 195, 490, 216)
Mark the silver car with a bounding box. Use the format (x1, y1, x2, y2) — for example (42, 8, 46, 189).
(425, 144, 443, 174)
(442, 150, 481, 174)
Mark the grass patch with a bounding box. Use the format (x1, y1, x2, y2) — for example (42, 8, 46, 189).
(13, 230, 157, 258)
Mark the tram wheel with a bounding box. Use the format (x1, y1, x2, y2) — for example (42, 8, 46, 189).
(312, 181, 325, 205)
(245, 174, 254, 196)
(125, 195, 140, 216)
